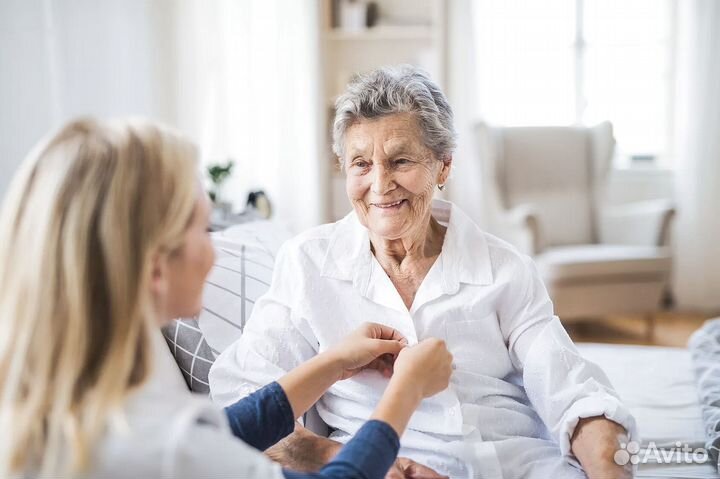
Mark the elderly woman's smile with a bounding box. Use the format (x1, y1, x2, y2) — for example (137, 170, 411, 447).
(369, 199, 406, 212)
(371, 200, 405, 209)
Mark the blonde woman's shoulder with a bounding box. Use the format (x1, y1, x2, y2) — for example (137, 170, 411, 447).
(94, 384, 283, 479)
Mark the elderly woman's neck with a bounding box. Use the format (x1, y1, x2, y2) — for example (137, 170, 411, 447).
(370, 216, 446, 266)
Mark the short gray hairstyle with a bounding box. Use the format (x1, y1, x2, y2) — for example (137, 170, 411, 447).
(332, 65, 457, 163)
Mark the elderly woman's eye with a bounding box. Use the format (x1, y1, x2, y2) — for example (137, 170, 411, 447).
(352, 159, 370, 168)
(394, 158, 412, 166)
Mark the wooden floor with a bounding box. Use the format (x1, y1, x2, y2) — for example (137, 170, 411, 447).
(564, 311, 716, 348)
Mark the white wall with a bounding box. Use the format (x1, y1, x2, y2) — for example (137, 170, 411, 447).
(0, 0, 175, 202)
(1, 0, 56, 200)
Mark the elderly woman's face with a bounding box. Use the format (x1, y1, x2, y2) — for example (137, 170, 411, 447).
(344, 113, 448, 240)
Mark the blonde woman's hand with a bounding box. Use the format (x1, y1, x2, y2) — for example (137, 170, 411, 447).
(277, 323, 406, 422)
(390, 338, 453, 400)
(325, 322, 408, 381)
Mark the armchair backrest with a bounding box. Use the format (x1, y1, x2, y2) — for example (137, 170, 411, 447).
(476, 122, 615, 250)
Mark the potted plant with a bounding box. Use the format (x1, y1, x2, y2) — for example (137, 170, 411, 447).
(206, 160, 235, 217)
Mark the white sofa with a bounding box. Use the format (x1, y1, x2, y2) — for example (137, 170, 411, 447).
(578, 343, 716, 478)
(154, 221, 714, 479)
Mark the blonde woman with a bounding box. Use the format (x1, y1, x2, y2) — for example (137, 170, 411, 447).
(0, 118, 453, 479)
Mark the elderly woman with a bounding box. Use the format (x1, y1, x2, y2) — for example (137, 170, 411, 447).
(210, 66, 636, 479)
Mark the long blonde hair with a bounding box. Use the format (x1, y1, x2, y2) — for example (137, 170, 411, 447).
(0, 118, 198, 477)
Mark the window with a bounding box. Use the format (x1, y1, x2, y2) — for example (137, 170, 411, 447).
(473, 0, 676, 167)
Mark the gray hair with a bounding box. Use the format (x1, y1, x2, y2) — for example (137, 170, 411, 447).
(332, 65, 457, 163)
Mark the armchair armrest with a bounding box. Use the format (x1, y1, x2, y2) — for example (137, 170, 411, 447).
(491, 204, 542, 255)
(599, 199, 676, 247)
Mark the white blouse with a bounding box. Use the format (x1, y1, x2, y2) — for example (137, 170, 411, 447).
(209, 199, 637, 479)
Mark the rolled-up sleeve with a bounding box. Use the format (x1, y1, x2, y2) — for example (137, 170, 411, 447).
(499, 254, 638, 464)
(209, 244, 319, 407)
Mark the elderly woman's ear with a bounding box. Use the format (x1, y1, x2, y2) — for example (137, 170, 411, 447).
(438, 155, 452, 185)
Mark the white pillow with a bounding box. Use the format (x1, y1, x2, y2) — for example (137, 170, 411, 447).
(161, 220, 292, 393)
(199, 221, 291, 353)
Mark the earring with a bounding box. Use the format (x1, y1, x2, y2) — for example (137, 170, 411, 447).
(438, 183, 445, 191)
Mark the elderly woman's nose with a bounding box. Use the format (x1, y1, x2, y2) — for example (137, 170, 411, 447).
(370, 165, 395, 194)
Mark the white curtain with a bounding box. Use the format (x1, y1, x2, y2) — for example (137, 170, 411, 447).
(446, 0, 492, 229)
(672, 0, 720, 312)
(173, 0, 323, 233)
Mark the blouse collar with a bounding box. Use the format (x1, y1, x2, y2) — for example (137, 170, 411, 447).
(320, 199, 493, 299)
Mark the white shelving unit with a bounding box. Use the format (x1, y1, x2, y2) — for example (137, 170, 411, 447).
(319, 0, 447, 222)
(323, 24, 437, 41)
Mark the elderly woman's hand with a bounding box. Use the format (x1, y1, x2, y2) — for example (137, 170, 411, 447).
(325, 322, 408, 381)
(571, 416, 634, 479)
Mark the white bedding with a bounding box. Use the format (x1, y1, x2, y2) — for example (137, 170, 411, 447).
(577, 343, 718, 479)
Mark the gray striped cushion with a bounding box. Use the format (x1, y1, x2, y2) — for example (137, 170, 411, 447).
(162, 220, 290, 394)
(162, 318, 214, 393)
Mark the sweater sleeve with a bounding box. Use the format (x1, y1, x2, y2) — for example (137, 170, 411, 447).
(224, 381, 295, 451)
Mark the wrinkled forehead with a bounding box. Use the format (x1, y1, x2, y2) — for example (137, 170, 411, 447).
(343, 113, 430, 156)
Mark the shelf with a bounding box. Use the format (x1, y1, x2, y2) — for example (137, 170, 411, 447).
(324, 25, 436, 41)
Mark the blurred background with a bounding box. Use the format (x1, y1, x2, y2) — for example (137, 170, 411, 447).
(2, 0, 719, 345)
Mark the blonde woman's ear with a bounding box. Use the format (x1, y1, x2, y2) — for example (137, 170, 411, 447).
(150, 252, 169, 310)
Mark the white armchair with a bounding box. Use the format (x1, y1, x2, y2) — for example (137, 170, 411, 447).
(476, 121, 674, 337)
